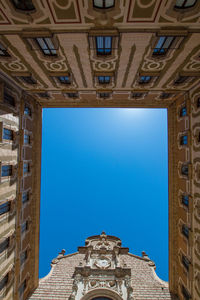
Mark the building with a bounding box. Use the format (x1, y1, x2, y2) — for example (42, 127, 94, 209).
(0, 0, 199, 299)
(29, 232, 176, 300)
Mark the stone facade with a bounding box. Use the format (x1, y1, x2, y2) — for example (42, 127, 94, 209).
(29, 232, 175, 300)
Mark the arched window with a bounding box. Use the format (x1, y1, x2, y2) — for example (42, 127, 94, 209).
(93, 0, 115, 9)
(11, 0, 35, 11)
(174, 0, 197, 9)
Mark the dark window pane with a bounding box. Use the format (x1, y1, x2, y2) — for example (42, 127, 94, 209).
(99, 92, 110, 98)
(11, 0, 35, 11)
(58, 76, 70, 84)
(180, 106, 187, 117)
(0, 202, 10, 215)
(19, 280, 26, 296)
(160, 93, 172, 99)
(181, 165, 188, 176)
(0, 238, 9, 254)
(36, 38, 57, 56)
(182, 255, 190, 271)
(180, 135, 188, 145)
(153, 36, 174, 55)
(0, 43, 10, 57)
(197, 98, 200, 108)
(66, 93, 78, 98)
(181, 284, 191, 299)
(24, 134, 30, 144)
(98, 76, 110, 84)
(22, 192, 29, 204)
(96, 36, 112, 56)
(20, 250, 28, 265)
(21, 221, 28, 233)
(23, 163, 29, 174)
(174, 76, 188, 84)
(4, 92, 15, 107)
(93, 0, 114, 8)
(24, 105, 32, 116)
(0, 274, 8, 291)
(182, 195, 189, 207)
(139, 76, 151, 84)
(3, 128, 13, 140)
(132, 93, 143, 98)
(175, 0, 196, 9)
(182, 224, 189, 238)
(20, 76, 36, 85)
(1, 165, 12, 177)
(37, 92, 49, 98)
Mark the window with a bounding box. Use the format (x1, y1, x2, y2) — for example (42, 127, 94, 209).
(181, 285, 191, 300)
(21, 221, 28, 234)
(20, 250, 28, 265)
(24, 105, 32, 116)
(66, 93, 78, 98)
(182, 195, 189, 207)
(180, 135, 188, 145)
(182, 255, 190, 271)
(35, 37, 57, 56)
(98, 76, 110, 84)
(197, 98, 200, 108)
(22, 192, 29, 204)
(96, 36, 112, 56)
(0, 202, 10, 216)
(0, 43, 10, 57)
(160, 93, 172, 99)
(132, 92, 143, 98)
(153, 36, 175, 56)
(182, 224, 189, 238)
(19, 280, 26, 296)
(23, 163, 29, 174)
(139, 76, 152, 84)
(1, 165, 12, 177)
(99, 92, 110, 98)
(174, 0, 197, 9)
(181, 164, 188, 176)
(174, 76, 188, 84)
(92, 298, 112, 300)
(20, 76, 36, 85)
(0, 274, 8, 291)
(4, 92, 15, 107)
(3, 128, 13, 140)
(180, 106, 187, 117)
(11, 0, 35, 11)
(37, 92, 49, 98)
(57, 76, 70, 84)
(93, 0, 115, 9)
(24, 134, 30, 145)
(0, 238, 9, 254)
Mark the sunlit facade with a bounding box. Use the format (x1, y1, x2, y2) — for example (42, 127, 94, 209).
(0, 0, 199, 299)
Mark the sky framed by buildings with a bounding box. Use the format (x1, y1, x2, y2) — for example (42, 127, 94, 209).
(39, 108, 168, 281)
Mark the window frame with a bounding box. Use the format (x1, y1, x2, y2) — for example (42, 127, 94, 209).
(35, 37, 57, 56)
(180, 135, 188, 145)
(96, 36, 112, 56)
(93, 0, 115, 9)
(98, 76, 111, 84)
(23, 162, 30, 175)
(153, 36, 175, 56)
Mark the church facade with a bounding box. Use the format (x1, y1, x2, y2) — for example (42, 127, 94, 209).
(0, 0, 200, 299)
(29, 232, 175, 300)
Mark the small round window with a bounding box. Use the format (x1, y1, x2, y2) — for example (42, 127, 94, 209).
(93, 0, 115, 9)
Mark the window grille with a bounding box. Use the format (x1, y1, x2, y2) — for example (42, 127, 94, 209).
(93, 0, 115, 9)
(0, 202, 10, 215)
(96, 36, 112, 56)
(153, 36, 175, 56)
(35, 37, 57, 56)
(1, 165, 12, 177)
(3, 128, 13, 140)
(11, 0, 35, 11)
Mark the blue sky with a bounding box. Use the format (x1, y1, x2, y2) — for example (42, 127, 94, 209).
(40, 108, 168, 281)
